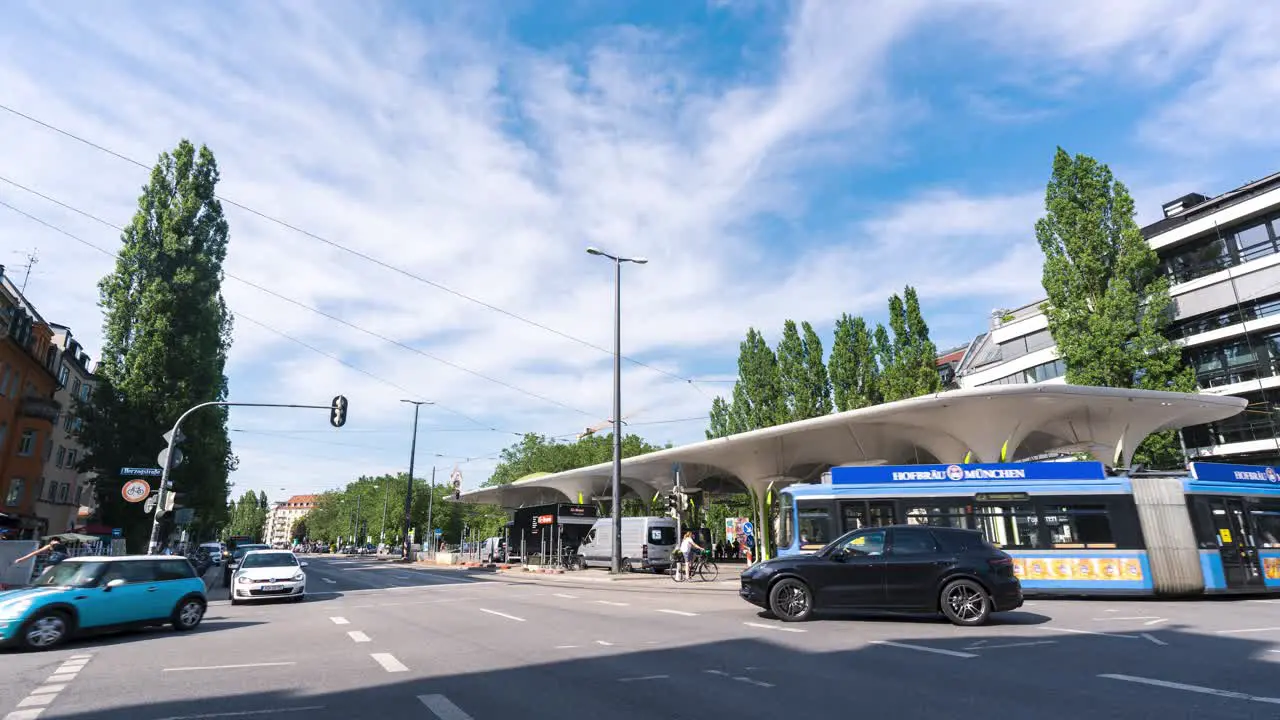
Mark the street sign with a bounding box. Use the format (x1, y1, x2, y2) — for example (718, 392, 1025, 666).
(162, 428, 186, 445)
(111, 528, 122, 538)
(743, 520, 755, 536)
(434, 529, 443, 537)
(143, 495, 158, 514)
(122, 479, 151, 503)
(157, 447, 184, 468)
(120, 467, 162, 477)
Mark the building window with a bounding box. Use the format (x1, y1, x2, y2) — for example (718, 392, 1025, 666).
(65, 449, 78, 471)
(57, 483, 69, 503)
(17, 429, 36, 456)
(985, 358, 1067, 386)
(71, 378, 81, 398)
(79, 383, 91, 402)
(5, 479, 24, 507)
(55, 446, 66, 468)
(0, 422, 7, 451)
(75, 486, 85, 506)
(1159, 212, 1280, 284)
(56, 364, 69, 387)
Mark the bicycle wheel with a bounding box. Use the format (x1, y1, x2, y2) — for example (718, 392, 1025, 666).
(670, 564, 686, 582)
(697, 561, 719, 582)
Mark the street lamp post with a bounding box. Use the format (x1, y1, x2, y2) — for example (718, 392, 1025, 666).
(379, 483, 389, 546)
(400, 400, 431, 561)
(586, 246, 648, 574)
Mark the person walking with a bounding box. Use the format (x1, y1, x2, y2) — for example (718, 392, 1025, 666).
(13, 536, 69, 569)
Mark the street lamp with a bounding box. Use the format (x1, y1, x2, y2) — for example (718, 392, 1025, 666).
(400, 400, 432, 561)
(585, 246, 648, 574)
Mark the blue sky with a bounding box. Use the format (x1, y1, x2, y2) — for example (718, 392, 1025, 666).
(2, 0, 1278, 502)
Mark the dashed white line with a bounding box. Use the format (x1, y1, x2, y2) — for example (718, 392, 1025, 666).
(16, 696, 55, 708)
(1100, 673, 1280, 705)
(348, 631, 371, 643)
(869, 640, 977, 659)
(1141, 633, 1169, 646)
(966, 640, 1057, 650)
(478, 608, 525, 622)
(553, 593, 578, 599)
(322, 578, 337, 584)
(595, 640, 614, 646)
(618, 675, 668, 682)
(553, 645, 579, 649)
(329, 616, 350, 625)
(29, 684, 67, 695)
(655, 609, 698, 617)
(163, 662, 296, 672)
(704, 670, 729, 676)
(596, 600, 629, 607)
(1095, 616, 1162, 621)
(1144, 618, 1169, 626)
(733, 676, 775, 688)
(1215, 626, 1280, 635)
(743, 621, 805, 633)
(418, 694, 473, 720)
(146, 705, 325, 719)
(370, 653, 409, 673)
(5, 710, 46, 720)
(1040, 626, 1138, 639)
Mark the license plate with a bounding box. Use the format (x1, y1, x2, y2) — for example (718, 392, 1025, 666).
(262, 584, 283, 592)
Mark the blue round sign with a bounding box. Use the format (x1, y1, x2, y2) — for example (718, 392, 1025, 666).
(743, 520, 755, 536)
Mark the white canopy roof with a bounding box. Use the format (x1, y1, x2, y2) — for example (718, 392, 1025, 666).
(457, 384, 1245, 509)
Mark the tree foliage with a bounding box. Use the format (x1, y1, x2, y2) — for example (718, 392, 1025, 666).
(482, 432, 669, 488)
(879, 287, 942, 402)
(304, 473, 507, 547)
(778, 320, 833, 422)
(829, 313, 880, 411)
(222, 491, 267, 542)
(77, 140, 236, 549)
(1036, 148, 1195, 468)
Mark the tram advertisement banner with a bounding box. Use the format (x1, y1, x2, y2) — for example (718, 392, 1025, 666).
(1008, 555, 1144, 582)
(1188, 462, 1280, 485)
(831, 462, 1107, 484)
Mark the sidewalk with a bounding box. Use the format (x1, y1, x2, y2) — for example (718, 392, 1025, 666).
(452, 564, 741, 592)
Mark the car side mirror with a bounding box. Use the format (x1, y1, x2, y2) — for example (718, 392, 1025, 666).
(299, 561, 308, 567)
(104, 578, 125, 591)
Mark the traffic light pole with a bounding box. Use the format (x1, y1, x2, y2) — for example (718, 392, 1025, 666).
(146, 399, 344, 555)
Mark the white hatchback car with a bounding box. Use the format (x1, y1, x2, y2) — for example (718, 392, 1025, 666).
(230, 550, 307, 605)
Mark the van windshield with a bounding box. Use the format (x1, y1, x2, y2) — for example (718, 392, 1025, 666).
(649, 527, 676, 545)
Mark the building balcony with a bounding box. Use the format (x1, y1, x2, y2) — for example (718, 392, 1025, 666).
(19, 396, 62, 423)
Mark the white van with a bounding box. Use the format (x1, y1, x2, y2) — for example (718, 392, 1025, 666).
(576, 516, 678, 572)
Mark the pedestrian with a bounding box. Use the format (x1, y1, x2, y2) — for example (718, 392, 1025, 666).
(13, 536, 69, 569)
(677, 531, 704, 581)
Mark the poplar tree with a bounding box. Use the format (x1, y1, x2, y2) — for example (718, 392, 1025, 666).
(77, 140, 236, 550)
(829, 314, 880, 411)
(1036, 148, 1195, 468)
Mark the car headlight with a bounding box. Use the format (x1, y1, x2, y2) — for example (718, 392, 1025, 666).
(0, 598, 34, 619)
(236, 576, 251, 584)
(292, 572, 304, 581)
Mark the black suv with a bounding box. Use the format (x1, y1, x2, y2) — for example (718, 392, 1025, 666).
(739, 525, 1022, 626)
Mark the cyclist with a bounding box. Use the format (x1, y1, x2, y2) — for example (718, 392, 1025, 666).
(677, 531, 704, 581)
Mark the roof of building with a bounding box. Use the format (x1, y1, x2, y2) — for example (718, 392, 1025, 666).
(1141, 169, 1280, 240)
(285, 495, 319, 506)
(457, 384, 1245, 509)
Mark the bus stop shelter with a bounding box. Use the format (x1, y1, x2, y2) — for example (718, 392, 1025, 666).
(456, 384, 1246, 560)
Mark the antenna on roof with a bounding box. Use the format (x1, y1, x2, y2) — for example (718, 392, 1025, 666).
(11, 249, 38, 295)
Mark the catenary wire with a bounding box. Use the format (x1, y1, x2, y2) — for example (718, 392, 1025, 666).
(0, 102, 725, 396)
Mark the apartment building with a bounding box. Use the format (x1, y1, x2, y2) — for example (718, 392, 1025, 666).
(950, 170, 1280, 466)
(36, 324, 97, 535)
(264, 494, 318, 546)
(0, 266, 60, 540)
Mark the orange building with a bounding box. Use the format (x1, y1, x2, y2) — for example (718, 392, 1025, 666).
(0, 266, 61, 540)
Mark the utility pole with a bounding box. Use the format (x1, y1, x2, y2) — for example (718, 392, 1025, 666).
(425, 466, 436, 553)
(400, 400, 430, 561)
(379, 483, 389, 545)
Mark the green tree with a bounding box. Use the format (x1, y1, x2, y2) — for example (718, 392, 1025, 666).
(223, 490, 266, 541)
(829, 313, 880, 411)
(706, 396, 740, 439)
(800, 321, 834, 417)
(1036, 148, 1195, 468)
(257, 490, 269, 511)
(482, 432, 669, 488)
(877, 286, 941, 402)
(777, 320, 833, 422)
(78, 139, 236, 551)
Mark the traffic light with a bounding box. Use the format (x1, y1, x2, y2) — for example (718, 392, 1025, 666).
(330, 395, 348, 428)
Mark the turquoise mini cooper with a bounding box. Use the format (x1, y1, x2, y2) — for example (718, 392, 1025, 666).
(0, 556, 207, 651)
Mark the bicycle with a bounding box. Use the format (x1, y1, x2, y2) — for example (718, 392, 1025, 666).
(669, 551, 719, 582)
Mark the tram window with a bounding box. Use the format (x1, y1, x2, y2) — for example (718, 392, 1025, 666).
(798, 508, 831, 545)
(779, 494, 795, 548)
(974, 503, 1042, 549)
(1250, 504, 1280, 547)
(904, 504, 968, 529)
(1043, 504, 1114, 548)
(842, 503, 867, 532)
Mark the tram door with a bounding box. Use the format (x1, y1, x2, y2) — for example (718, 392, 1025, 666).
(1207, 498, 1265, 589)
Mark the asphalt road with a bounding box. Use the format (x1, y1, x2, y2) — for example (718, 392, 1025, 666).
(4, 555, 1280, 719)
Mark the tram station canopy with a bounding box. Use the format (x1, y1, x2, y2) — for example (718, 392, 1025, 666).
(457, 384, 1245, 510)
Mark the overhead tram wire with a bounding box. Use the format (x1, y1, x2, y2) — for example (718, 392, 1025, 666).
(0, 103, 727, 397)
(0, 175, 594, 418)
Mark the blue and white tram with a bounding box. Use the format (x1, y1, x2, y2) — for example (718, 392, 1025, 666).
(774, 461, 1280, 596)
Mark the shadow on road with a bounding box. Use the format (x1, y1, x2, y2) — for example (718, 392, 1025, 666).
(30, 622, 1280, 719)
(1, 619, 267, 654)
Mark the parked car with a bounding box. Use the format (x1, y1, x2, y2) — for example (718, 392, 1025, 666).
(0, 556, 207, 650)
(738, 525, 1023, 626)
(230, 550, 307, 605)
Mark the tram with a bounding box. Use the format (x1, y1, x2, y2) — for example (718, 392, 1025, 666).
(775, 461, 1280, 596)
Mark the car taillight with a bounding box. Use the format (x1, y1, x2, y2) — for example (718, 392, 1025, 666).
(988, 556, 1012, 569)
(642, 543, 648, 558)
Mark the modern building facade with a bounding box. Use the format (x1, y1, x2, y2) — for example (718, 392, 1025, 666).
(37, 325, 97, 535)
(0, 266, 61, 540)
(264, 494, 318, 546)
(950, 170, 1280, 465)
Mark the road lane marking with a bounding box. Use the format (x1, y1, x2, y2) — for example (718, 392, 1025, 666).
(29, 684, 67, 695)
(418, 694, 474, 720)
(618, 675, 668, 682)
(370, 653, 408, 673)
(163, 662, 297, 672)
(1141, 633, 1168, 646)
(5, 710, 46, 720)
(704, 670, 729, 676)
(67, 655, 91, 660)
(1144, 618, 1169, 626)
(1094, 616, 1162, 621)
(595, 640, 614, 646)
(16, 696, 54, 708)
(47, 673, 78, 682)
(733, 676, 775, 688)
(743, 621, 805, 633)
(146, 706, 325, 719)
(554, 645, 579, 649)
(347, 631, 371, 643)
(394, 575, 411, 579)
(478, 608, 525, 622)
(323, 578, 337, 584)
(596, 600, 629, 606)
(966, 640, 1057, 650)
(329, 616, 350, 625)
(656, 609, 698, 617)
(1040, 626, 1138, 639)
(553, 593, 577, 599)
(1215, 626, 1280, 635)
(1100, 674, 1280, 705)
(969, 640, 987, 647)
(869, 640, 977, 658)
